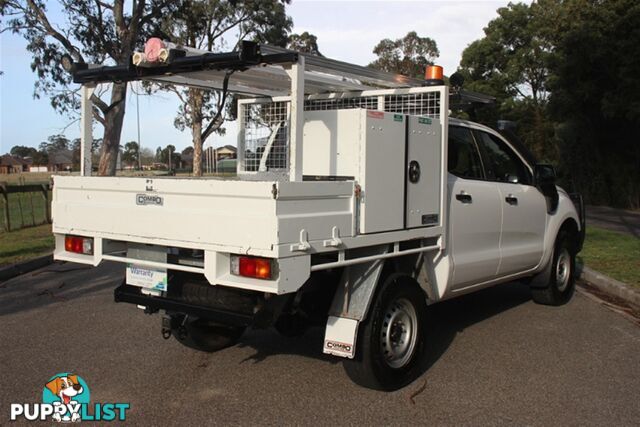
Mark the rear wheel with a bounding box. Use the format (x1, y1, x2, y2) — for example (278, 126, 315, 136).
(343, 275, 427, 390)
(531, 230, 576, 306)
(170, 315, 245, 352)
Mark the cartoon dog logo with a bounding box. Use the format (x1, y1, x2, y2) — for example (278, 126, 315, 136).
(45, 374, 84, 422)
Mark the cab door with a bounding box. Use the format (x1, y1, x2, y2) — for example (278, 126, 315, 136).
(448, 126, 502, 289)
(472, 130, 546, 275)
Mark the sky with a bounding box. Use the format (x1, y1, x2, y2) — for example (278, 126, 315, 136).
(0, 0, 520, 155)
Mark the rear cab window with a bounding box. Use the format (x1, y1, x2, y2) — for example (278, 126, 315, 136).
(472, 130, 532, 185)
(448, 126, 484, 180)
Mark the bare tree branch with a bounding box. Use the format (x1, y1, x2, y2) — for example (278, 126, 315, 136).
(90, 93, 109, 114)
(92, 108, 106, 126)
(113, 0, 125, 37)
(96, 1, 113, 10)
(128, 0, 147, 39)
(57, 117, 81, 133)
(24, 0, 85, 62)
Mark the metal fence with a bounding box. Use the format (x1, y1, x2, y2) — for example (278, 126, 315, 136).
(0, 183, 52, 232)
(242, 101, 290, 172)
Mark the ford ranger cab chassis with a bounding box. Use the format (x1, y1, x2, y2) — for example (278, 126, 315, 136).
(53, 41, 584, 390)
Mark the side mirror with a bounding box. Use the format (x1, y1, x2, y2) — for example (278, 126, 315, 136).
(534, 164, 556, 186)
(534, 164, 559, 213)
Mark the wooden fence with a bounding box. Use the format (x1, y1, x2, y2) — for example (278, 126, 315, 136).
(0, 183, 52, 232)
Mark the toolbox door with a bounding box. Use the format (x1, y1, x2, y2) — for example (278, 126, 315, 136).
(405, 116, 442, 228)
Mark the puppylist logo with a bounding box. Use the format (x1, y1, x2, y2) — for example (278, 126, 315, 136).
(10, 373, 130, 422)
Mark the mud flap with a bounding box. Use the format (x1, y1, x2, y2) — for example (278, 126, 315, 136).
(322, 246, 388, 358)
(323, 316, 358, 358)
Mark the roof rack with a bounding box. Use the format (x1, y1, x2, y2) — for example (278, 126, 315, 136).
(71, 41, 425, 97)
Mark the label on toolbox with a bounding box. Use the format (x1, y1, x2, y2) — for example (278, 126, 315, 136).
(126, 263, 168, 291)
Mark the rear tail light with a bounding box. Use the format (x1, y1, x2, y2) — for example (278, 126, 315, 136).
(64, 235, 94, 255)
(230, 255, 272, 280)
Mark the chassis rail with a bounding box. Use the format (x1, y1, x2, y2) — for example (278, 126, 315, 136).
(114, 283, 253, 327)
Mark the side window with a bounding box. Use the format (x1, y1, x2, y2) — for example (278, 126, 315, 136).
(448, 126, 484, 180)
(473, 131, 532, 185)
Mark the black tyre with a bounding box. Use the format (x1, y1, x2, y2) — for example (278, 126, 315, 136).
(343, 274, 427, 391)
(531, 230, 576, 306)
(171, 315, 245, 353)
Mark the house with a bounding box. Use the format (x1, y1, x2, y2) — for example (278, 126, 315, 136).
(203, 145, 237, 161)
(203, 145, 237, 172)
(48, 149, 73, 172)
(0, 154, 27, 174)
(29, 165, 49, 172)
(216, 145, 238, 159)
(20, 157, 49, 173)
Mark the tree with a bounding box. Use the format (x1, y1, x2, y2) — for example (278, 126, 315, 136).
(158, 144, 179, 168)
(1, 0, 176, 176)
(369, 31, 439, 78)
(287, 31, 320, 55)
(11, 145, 48, 164)
(71, 136, 101, 168)
(39, 134, 70, 153)
(122, 141, 140, 167)
(457, 0, 640, 208)
(457, 2, 554, 159)
(460, 3, 552, 105)
(10, 145, 37, 158)
(139, 147, 155, 167)
(160, 0, 292, 176)
(546, 0, 640, 208)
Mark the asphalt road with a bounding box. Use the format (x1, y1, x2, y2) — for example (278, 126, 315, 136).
(1, 262, 639, 425)
(586, 205, 640, 238)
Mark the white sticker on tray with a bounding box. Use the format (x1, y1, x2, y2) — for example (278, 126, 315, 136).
(126, 264, 167, 291)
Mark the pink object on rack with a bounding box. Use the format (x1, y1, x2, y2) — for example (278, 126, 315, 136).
(144, 38, 165, 62)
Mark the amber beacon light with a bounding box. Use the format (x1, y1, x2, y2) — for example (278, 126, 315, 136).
(424, 65, 444, 86)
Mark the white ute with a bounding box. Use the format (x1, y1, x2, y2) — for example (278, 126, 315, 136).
(53, 40, 585, 390)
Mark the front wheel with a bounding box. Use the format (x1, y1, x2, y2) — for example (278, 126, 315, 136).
(343, 275, 427, 391)
(531, 230, 576, 306)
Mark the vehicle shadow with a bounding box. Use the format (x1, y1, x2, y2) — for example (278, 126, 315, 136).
(419, 281, 532, 373)
(236, 326, 337, 365)
(234, 281, 533, 369)
(0, 262, 122, 317)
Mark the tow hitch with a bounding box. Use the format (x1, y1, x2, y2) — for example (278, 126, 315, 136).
(161, 316, 172, 340)
(161, 315, 189, 340)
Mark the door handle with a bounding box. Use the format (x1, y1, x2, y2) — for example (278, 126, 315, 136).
(455, 192, 472, 204)
(505, 194, 518, 205)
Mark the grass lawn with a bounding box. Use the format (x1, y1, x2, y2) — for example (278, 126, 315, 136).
(0, 224, 54, 266)
(578, 226, 640, 288)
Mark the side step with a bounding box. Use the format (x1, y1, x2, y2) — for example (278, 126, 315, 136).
(114, 283, 254, 327)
